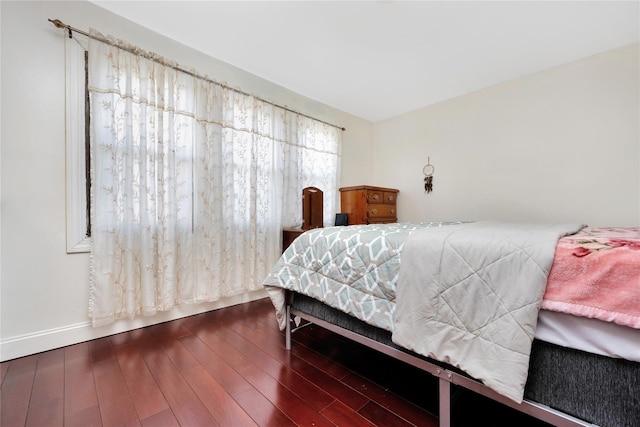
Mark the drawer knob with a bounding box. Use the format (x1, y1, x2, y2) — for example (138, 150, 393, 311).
(388, 196, 394, 201)
(371, 208, 378, 214)
(391, 209, 395, 214)
(373, 194, 379, 200)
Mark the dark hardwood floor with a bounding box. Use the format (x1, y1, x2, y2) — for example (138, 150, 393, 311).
(1, 297, 551, 427)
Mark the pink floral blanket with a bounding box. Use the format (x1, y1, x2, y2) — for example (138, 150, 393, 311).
(542, 227, 640, 329)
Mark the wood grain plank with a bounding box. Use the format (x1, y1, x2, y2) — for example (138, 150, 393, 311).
(321, 400, 378, 427)
(155, 338, 199, 372)
(25, 397, 63, 427)
(140, 408, 180, 427)
(234, 387, 297, 427)
(223, 315, 287, 358)
(146, 319, 193, 340)
(113, 342, 169, 420)
(64, 343, 99, 423)
(89, 336, 115, 364)
(64, 341, 92, 362)
(287, 351, 370, 411)
(237, 300, 286, 334)
(189, 326, 253, 372)
(228, 299, 275, 331)
(1, 355, 38, 427)
(240, 364, 335, 427)
(131, 331, 219, 427)
(336, 338, 439, 412)
(175, 311, 206, 332)
(145, 323, 200, 372)
(64, 404, 103, 427)
(110, 331, 133, 347)
(233, 313, 361, 411)
(358, 400, 421, 427)
(92, 358, 140, 427)
(292, 325, 358, 380)
(182, 365, 257, 426)
(214, 322, 337, 412)
(3, 354, 38, 375)
(26, 349, 65, 426)
(0, 361, 9, 385)
(179, 334, 254, 398)
(30, 348, 65, 406)
(341, 371, 438, 426)
(290, 339, 353, 379)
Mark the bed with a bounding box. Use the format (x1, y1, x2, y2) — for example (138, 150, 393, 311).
(263, 221, 640, 427)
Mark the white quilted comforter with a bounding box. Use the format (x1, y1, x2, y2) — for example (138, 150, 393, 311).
(392, 221, 583, 402)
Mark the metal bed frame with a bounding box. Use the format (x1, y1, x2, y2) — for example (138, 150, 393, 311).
(285, 303, 598, 427)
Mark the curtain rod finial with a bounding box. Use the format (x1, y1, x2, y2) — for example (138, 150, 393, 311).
(49, 19, 66, 29)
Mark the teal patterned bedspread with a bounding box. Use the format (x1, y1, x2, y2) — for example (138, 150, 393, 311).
(263, 222, 460, 331)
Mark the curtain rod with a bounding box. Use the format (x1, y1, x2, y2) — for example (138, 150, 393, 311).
(48, 18, 346, 132)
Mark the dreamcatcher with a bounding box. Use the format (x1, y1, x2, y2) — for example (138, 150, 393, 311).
(423, 158, 434, 193)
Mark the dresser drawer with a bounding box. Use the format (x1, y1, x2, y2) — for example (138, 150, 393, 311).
(367, 190, 397, 204)
(367, 204, 397, 219)
(367, 190, 384, 203)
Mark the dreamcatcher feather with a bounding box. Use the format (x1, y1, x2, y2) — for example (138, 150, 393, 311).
(423, 159, 434, 193)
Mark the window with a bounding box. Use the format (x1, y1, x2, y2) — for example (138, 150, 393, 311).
(66, 32, 341, 256)
(65, 35, 91, 253)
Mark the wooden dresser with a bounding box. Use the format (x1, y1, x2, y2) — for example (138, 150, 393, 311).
(339, 186, 399, 225)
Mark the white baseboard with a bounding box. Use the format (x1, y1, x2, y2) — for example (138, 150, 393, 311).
(0, 290, 268, 362)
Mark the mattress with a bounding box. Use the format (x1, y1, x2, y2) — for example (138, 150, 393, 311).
(536, 309, 640, 362)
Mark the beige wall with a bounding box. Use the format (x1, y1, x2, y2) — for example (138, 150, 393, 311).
(0, 0, 371, 361)
(372, 43, 640, 227)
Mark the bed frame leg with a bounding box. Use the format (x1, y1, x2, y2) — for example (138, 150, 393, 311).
(285, 305, 292, 350)
(439, 377, 451, 427)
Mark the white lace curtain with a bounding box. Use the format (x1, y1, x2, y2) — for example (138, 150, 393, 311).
(87, 31, 341, 326)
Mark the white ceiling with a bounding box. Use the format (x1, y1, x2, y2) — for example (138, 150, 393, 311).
(91, 1, 639, 122)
